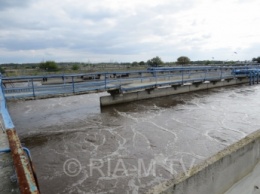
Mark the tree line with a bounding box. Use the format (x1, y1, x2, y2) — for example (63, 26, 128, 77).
(1, 55, 259, 74)
(253, 57, 260, 63)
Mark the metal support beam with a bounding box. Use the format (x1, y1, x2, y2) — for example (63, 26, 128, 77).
(31, 79, 35, 98)
(104, 73, 107, 90)
(72, 76, 75, 93)
(6, 129, 40, 194)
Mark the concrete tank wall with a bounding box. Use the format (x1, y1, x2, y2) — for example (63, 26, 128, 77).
(146, 129, 260, 194)
(100, 77, 249, 106)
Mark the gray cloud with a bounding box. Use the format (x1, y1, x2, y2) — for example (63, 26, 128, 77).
(0, 0, 32, 11)
(0, 0, 259, 63)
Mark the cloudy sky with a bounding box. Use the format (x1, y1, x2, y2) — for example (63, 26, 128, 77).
(0, 0, 259, 63)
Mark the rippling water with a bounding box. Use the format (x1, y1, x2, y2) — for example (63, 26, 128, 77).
(7, 84, 260, 194)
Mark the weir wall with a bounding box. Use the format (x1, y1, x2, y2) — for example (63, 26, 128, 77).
(100, 77, 249, 106)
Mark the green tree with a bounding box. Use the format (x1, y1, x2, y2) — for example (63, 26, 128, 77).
(132, 61, 139, 66)
(71, 64, 80, 71)
(252, 57, 260, 63)
(0, 66, 5, 74)
(205, 60, 211, 65)
(177, 56, 190, 65)
(147, 56, 164, 67)
(139, 61, 145, 66)
(39, 61, 59, 71)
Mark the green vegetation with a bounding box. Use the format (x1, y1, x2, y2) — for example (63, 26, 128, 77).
(253, 57, 260, 63)
(205, 60, 211, 65)
(177, 56, 190, 65)
(0, 66, 5, 74)
(139, 61, 145, 66)
(0, 61, 148, 76)
(71, 64, 80, 71)
(0, 56, 258, 77)
(39, 61, 59, 71)
(147, 56, 164, 67)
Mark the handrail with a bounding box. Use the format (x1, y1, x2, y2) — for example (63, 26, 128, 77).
(2, 65, 260, 99)
(0, 75, 40, 194)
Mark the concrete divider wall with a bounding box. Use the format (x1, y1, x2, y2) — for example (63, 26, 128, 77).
(147, 129, 260, 194)
(100, 77, 249, 106)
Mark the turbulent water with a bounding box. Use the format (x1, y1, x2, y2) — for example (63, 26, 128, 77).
(7, 84, 260, 194)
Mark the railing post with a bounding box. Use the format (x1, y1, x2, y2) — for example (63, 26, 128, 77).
(72, 76, 75, 93)
(182, 70, 184, 85)
(204, 69, 207, 81)
(250, 72, 252, 85)
(155, 71, 157, 86)
(253, 72, 256, 85)
(104, 73, 107, 90)
(62, 75, 65, 85)
(31, 79, 35, 98)
(220, 67, 223, 79)
(1, 79, 5, 98)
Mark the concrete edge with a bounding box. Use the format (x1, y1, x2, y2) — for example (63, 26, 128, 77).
(5, 89, 104, 102)
(0, 80, 15, 129)
(0, 78, 40, 194)
(100, 77, 249, 106)
(146, 129, 260, 194)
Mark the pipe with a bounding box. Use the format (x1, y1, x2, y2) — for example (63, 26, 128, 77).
(6, 129, 40, 194)
(0, 147, 32, 160)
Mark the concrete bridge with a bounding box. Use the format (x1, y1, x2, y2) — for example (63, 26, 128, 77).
(2, 65, 260, 102)
(100, 76, 250, 106)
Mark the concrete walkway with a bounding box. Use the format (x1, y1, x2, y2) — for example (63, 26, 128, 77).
(1, 77, 19, 193)
(0, 129, 19, 194)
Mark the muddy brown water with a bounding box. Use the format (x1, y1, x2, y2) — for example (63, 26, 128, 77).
(7, 84, 260, 194)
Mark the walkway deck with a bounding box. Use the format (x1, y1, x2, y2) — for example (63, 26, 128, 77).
(0, 126, 19, 193)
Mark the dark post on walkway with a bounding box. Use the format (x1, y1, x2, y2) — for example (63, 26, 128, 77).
(31, 79, 35, 97)
(72, 76, 75, 93)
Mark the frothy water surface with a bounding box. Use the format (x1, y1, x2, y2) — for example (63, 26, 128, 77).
(8, 85, 260, 194)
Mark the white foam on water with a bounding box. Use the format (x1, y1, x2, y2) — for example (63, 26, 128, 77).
(8, 85, 260, 194)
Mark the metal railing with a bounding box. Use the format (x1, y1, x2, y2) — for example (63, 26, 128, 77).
(2, 65, 260, 99)
(0, 77, 40, 194)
